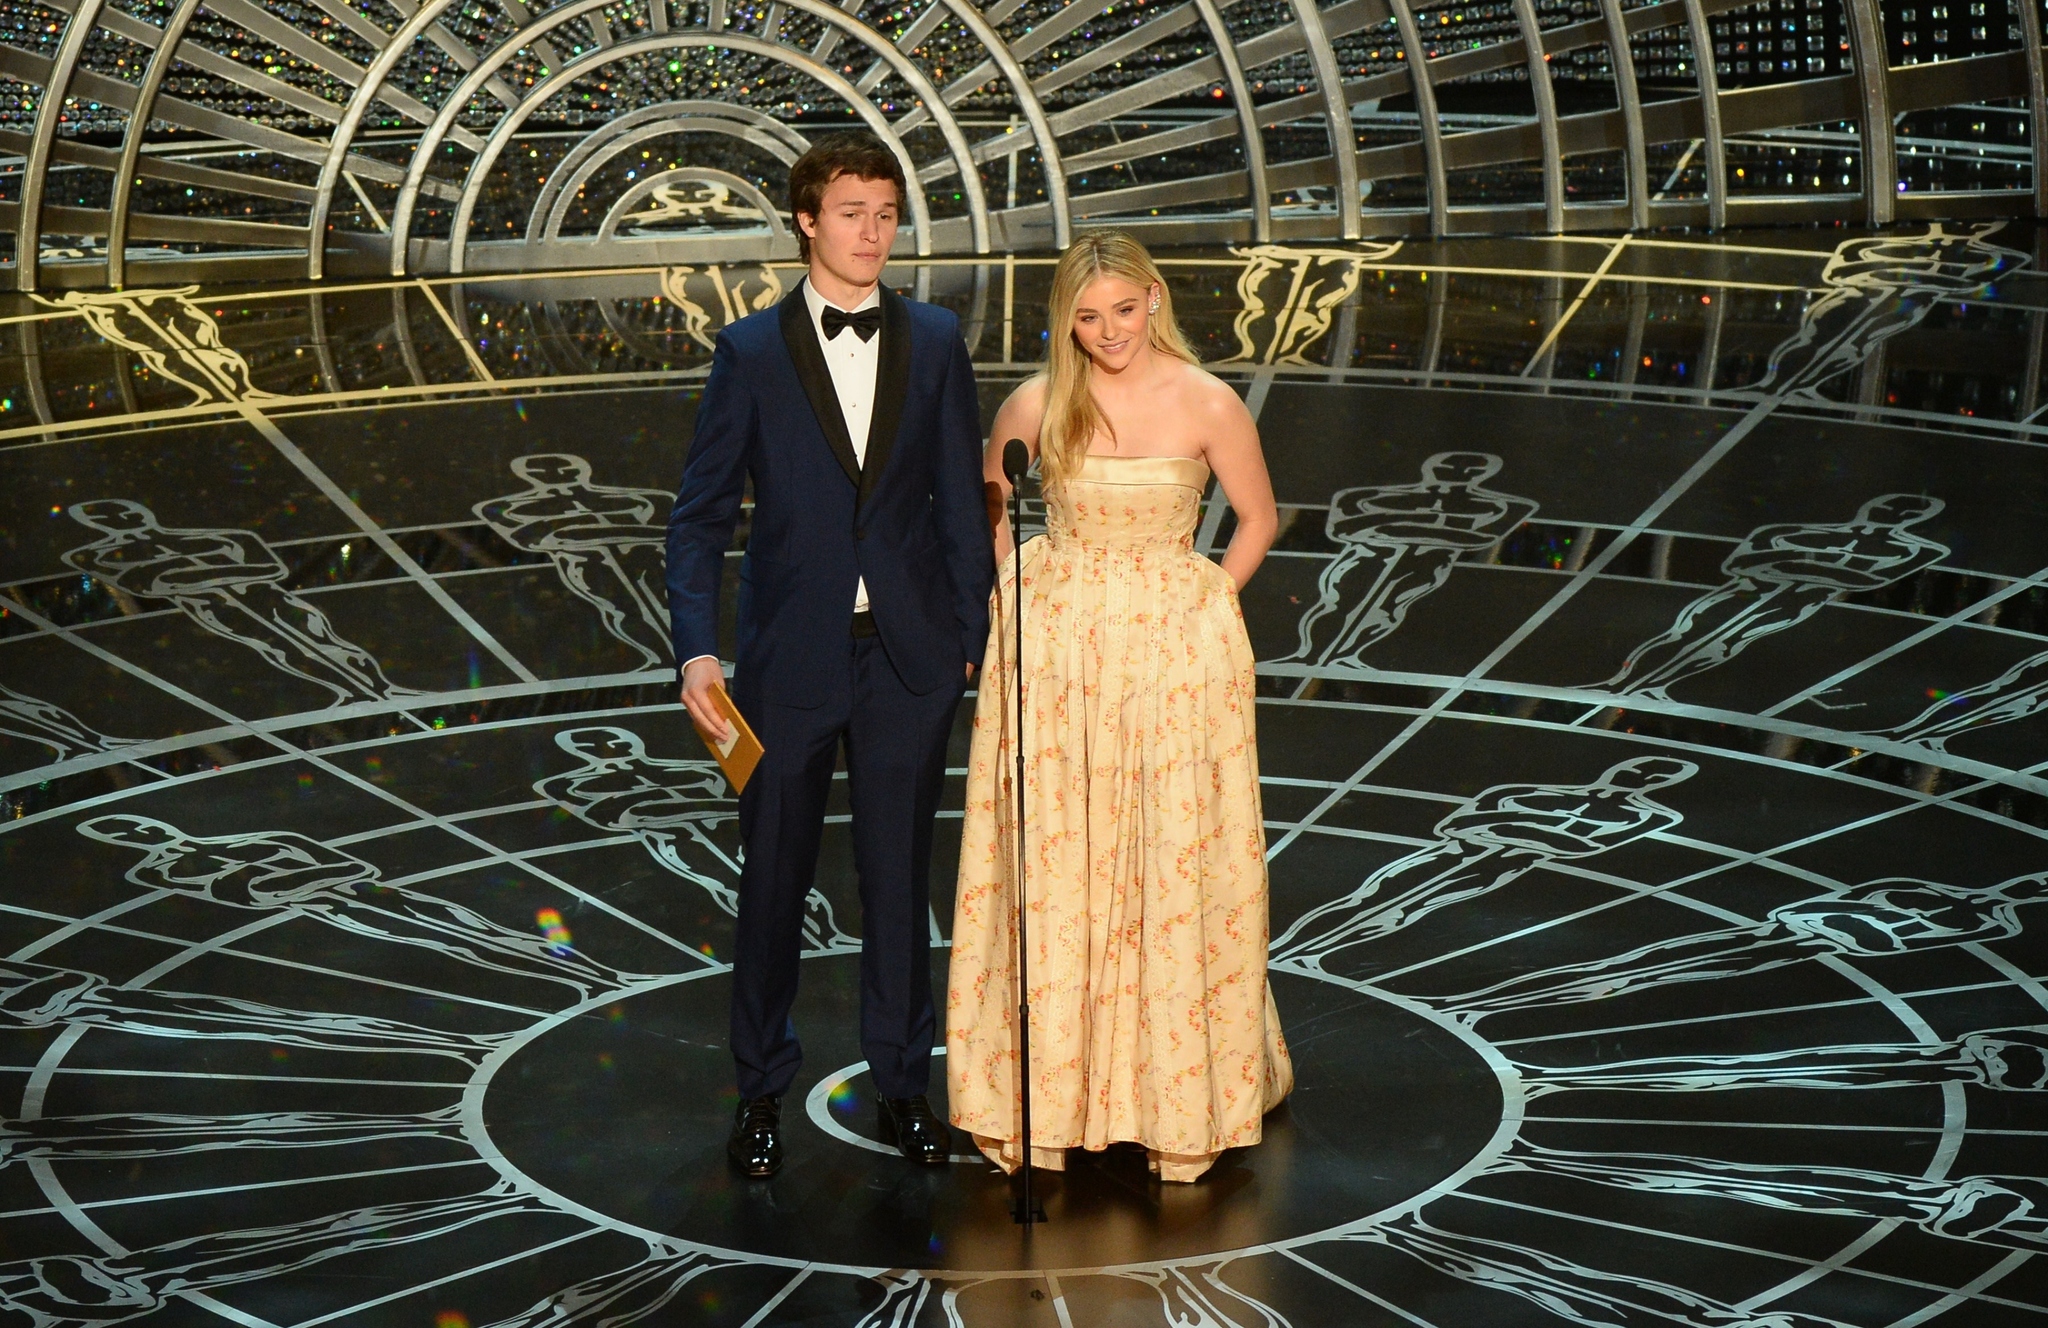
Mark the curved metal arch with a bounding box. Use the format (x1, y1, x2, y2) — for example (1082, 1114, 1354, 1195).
(770, 0, 1024, 239)
(305, 1, 812, 278)
(1678, 0, 1729, 229)
(1838, 0, 1895, 224)
(106, 0, 207, 289)
(380, 0, 995, 274)
(1286, 0, 1361, 239)
(594, 167, 788, 239)
(925, 0, 1071, 250)
(1388, 0, 1449, 235)
(308, 0, 475, 279)
(691, 0, 995, 251)
(1191, 0, 1270, 242)
(17, 0, 108, 292)
(527, 99, 809, 239)
(415, 31, 942, 275)
(533, 116, 803, 243)
(1509, 0, 1565, 232)
(2013, 0, 2045, 214)
(1595, 0, 1649, 230)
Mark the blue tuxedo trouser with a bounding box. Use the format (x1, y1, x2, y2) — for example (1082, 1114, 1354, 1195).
(729, 633, 961, 1100)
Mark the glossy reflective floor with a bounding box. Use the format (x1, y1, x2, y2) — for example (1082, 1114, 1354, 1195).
(4, 223, 2048, 1327)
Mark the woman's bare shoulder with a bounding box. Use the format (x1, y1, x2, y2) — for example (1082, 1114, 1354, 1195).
(998, 374, 1050, 420)
(1176, 362, 1254, 422)
(999, 372, 1048, 409)
(1005, 375, 1051, 431)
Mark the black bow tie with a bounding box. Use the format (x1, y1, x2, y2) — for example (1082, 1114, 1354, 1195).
(821, 304, 882, 342)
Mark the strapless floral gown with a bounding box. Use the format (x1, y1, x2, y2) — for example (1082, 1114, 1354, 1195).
(946, 453, 1293, 1182)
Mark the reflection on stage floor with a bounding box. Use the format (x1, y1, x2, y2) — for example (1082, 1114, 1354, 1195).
(3, 224, 2048, 1327)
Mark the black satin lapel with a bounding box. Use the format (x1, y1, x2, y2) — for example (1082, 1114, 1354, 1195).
(778, 285, 861, 488)
(859, 288, 913, 507)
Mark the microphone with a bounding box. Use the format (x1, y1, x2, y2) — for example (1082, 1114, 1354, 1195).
(998, 431, 1044, 1226)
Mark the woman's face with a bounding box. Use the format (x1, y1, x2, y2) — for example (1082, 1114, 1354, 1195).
(1070, 275, 1156, 372)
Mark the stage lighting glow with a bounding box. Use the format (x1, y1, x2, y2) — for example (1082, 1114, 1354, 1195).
(537, 907, 573, 955)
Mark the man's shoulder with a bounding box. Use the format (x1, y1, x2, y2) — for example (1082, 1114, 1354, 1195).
(898, 292, 962, 339)
(720, 300, 790, 351)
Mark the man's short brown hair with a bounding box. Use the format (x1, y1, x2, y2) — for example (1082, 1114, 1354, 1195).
(788, 131, 906, 263)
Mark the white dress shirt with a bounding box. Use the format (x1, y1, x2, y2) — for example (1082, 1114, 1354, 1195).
(681, 279, 883, 676)
(804, 278, 882, 615)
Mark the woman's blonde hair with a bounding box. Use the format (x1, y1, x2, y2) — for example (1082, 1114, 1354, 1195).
(1037, 231, 1200, 491)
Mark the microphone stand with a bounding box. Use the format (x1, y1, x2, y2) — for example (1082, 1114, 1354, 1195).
(1002, 438, 1045, 1226)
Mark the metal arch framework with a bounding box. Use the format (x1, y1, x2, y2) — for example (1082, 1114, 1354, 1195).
(1509, 0, 1566, 233)
(1389, 0, 1451, 236)
(305, 0, 496, 282)
(1594, 0, 1649, 232)
(1288, 0, 1363, 240)
(16, 0, 106, 293)
(2015, 0, 2048, 216)
(415, 31, 941, 274)
(103, 0, 207, 292)
(1678, 0, 1731, 231)
(1192, 0, 1270, 243)
(527, 107, 809, 244)
(594, 167, 791, 239)
(0, 0, 2042, 290)
(388, 0, 999, 274)
(926, 0, 1073, 249)
(1839, 0, 1898, 224)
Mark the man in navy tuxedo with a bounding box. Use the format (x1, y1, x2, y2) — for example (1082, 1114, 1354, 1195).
(665, 132, 994, 1176)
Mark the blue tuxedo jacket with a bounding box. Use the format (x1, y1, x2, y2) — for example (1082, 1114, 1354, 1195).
(665, 282, 995, 712)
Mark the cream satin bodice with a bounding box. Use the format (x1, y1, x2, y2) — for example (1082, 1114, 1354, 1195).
(1045, 454, 1211, 550)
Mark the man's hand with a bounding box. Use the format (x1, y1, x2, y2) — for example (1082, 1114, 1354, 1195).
(680, 656, 734, 747)
(966, 662, 976, 680)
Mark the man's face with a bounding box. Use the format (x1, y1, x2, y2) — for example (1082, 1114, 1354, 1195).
(799, 171, 899, 291)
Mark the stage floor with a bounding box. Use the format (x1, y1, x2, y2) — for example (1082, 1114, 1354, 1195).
(3, 224, 2048, 1327)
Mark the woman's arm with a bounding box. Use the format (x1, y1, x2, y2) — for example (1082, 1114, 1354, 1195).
(982, 377, 1048, 565)
(1199, 375, 1278, 591)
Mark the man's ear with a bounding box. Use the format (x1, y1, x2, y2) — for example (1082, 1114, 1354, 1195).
(795, 211, 816, 238)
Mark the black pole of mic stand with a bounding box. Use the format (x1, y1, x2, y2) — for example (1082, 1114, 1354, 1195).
(1001, 438, 1045, 1226)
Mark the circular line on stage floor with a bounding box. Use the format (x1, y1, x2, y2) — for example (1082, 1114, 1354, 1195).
(476, 957, 1521, 1274)
(7, 256, 2048, 1324)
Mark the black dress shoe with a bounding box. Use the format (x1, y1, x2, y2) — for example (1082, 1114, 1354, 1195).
(878, 1094, 949, 1165)
(727, 1095, 783, 1177)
